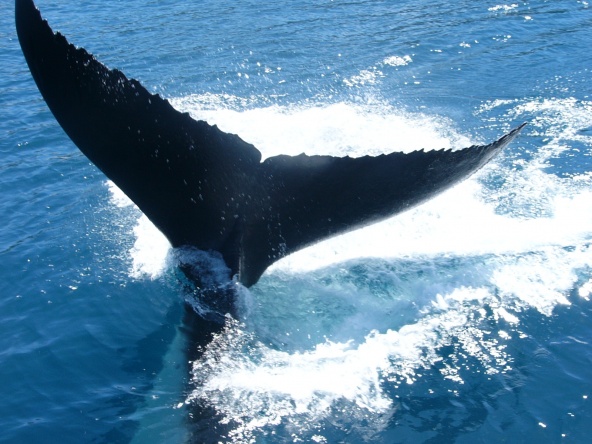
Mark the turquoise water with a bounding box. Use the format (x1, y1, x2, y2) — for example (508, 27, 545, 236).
(2, 0, 592, 442)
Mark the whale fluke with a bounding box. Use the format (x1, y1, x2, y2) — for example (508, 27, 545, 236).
(16, 0, 525, 287)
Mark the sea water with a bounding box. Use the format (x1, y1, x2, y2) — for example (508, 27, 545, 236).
(1, 0, 591, 443)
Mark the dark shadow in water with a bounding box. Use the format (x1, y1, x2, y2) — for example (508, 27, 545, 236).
(93, 249, 239, 443)
(93, 296, 184, 443)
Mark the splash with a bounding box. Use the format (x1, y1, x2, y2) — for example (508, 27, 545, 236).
(104, 98, 478, 280)
(176, 95, 592, 442)
(170, 97, 472, 159)
(106, 181, 171, 279)
(184, 241, 592, 442)
(104, 94, 592, 442)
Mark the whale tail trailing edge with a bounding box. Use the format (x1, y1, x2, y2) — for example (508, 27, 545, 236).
(16, 0, 525, 287)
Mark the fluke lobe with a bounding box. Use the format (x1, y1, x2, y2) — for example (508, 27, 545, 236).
(15, 0, 525, 287)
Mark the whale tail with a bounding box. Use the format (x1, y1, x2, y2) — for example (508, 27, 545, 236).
(16, 0, 525, 287)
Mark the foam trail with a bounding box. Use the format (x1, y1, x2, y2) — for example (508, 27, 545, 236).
(186, 243, 592, 442)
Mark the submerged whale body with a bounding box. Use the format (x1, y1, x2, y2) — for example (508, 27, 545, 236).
(16, 0, 524, 287)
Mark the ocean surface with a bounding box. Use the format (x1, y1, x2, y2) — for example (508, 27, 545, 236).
(2, 0, 592, 442)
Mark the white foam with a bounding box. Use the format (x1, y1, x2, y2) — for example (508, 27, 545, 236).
(492, 246, 592, 316)
(106, 181, 171, 279)
(106, 180, 134, 208)
(382, 55, 413, 67)
(129, 214, 171, 280)
(176, 94, 592, 441)
(481, 97, 592, 164)
(187, 285, 519, 441)
(269, 178, 592, 274)
(170, 98, 472, 160)
(343, 69, 384, 87)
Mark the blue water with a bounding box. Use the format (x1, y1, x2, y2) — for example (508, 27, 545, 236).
(2, 0, 592, 442)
